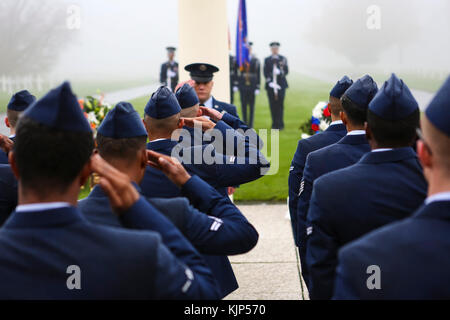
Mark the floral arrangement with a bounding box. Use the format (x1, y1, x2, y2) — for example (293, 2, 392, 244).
(78, 94, 112, 133)
(298, 101, 332, 139)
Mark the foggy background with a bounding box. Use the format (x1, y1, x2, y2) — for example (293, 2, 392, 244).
(1, 0, 449, 94)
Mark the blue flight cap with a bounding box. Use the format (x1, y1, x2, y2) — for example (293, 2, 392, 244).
(97, 102, 147, 138)
(22, 81, 92, 133)
(185, 63, 219, 83)
(7, 90, 36, 111)
(344, 75, 378, 108)
(369, 74, 419, 121)
(175, 83, 199, 109)
(330, 76, 353, 99)
(425, 76, 450, 137)
(144, 86, 181, 119)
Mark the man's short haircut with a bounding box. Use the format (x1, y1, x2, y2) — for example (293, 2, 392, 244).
(14, 116, 94, 195)
(6, 109, 22, 128)
(328, 96, 343, 117)
(341, 94, 367, 126)
(367, 108, 420, 148)
(144, 113, 180, 135)
(180, 105, 199, 118)
(96, 134, 147, 163)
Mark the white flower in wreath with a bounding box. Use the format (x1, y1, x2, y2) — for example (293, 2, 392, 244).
(301, 133, 311, 139)
(312, 105, 323, 119)
(87, 111, 99, 124)
(319, 120, 329, 131)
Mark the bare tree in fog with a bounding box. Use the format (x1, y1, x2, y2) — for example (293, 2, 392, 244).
(304, 0, 420, 66)
(0, 0, 75, 76)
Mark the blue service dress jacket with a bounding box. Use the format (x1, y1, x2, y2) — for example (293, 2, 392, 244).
(0, 164, 18, 226)
(333, 199, 450, 299)
(211, 97, 239, 119)
(0, 197, 220, 299)
(288, 123, 347, 245)
(305, 147, 428, 299)
(79, 176, 259, 256)
(179, 112, 259, 153)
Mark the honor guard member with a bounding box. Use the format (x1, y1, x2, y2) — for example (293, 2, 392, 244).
(0, 90, 36, 164)
(229, 54, 239, 105)
(306, 74, 428, 300)
(264, 42, 288, 130)
(79, 101, 258, 257)
(0, 82, 219, 299)
(140, 86, 269, 199)
(288, 76, 351, 247)
(185, 63, 240, 118)
(238, 42, 261, 128)
(333, 76, 450, 300)
(160, 46, 179, 92)
(296, 75, 378, 281)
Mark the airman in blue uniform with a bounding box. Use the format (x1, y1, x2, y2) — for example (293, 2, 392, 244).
(289, 77, 352, 245)
(288, 76, 352, 248)
(185, 63, 239, 118)
(306, 74, 427, 299)
(0, 82, 219, 299)
(296, 75, 378, 284)
(139, 87, 268, 297)
(0, 90, 36, 164)
(333, 75, 450, 300)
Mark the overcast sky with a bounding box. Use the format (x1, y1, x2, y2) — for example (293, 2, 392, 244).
(8, 0, 450, 84)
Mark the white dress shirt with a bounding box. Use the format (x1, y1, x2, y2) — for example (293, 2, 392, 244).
(16, 202, 72, 212)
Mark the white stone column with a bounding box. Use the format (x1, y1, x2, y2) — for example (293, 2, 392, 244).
(178, 0, 230, 102)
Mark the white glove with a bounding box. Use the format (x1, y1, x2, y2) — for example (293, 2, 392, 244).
(255, 89, 260, 95)
(268, 82, 281, 90)
(233, 86, 239, 92)
(168, 70, 176, 78)
(273, 67, 281, 75)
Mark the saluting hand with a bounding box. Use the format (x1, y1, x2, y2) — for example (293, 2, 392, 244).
(146, 150, 191, 188)
(90, 154, 140, 214)
(182, 117, 216, 131)
(0, 134, 14, 154)
(198, 106, 223, 122)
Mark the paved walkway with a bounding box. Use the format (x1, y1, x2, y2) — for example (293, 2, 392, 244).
(225, 203, 309, 300)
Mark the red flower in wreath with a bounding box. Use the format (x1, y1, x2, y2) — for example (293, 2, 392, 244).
(311, 123, 320, 132)
(323, 104, 331, 117)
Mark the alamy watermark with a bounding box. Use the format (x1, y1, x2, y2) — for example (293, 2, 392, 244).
(171, 123, 278, 176)
(366, 265, 381, 290)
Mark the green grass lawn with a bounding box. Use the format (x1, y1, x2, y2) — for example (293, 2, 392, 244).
(127, 74, 331, 202)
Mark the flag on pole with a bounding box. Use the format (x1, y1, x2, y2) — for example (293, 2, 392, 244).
(236, 0, 249, 71)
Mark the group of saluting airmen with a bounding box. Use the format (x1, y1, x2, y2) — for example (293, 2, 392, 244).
(289, 73, 450, 299)
(161, 42, 289, 130)
(0, 52, 449, 300)
(0, 61, 270, 299)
